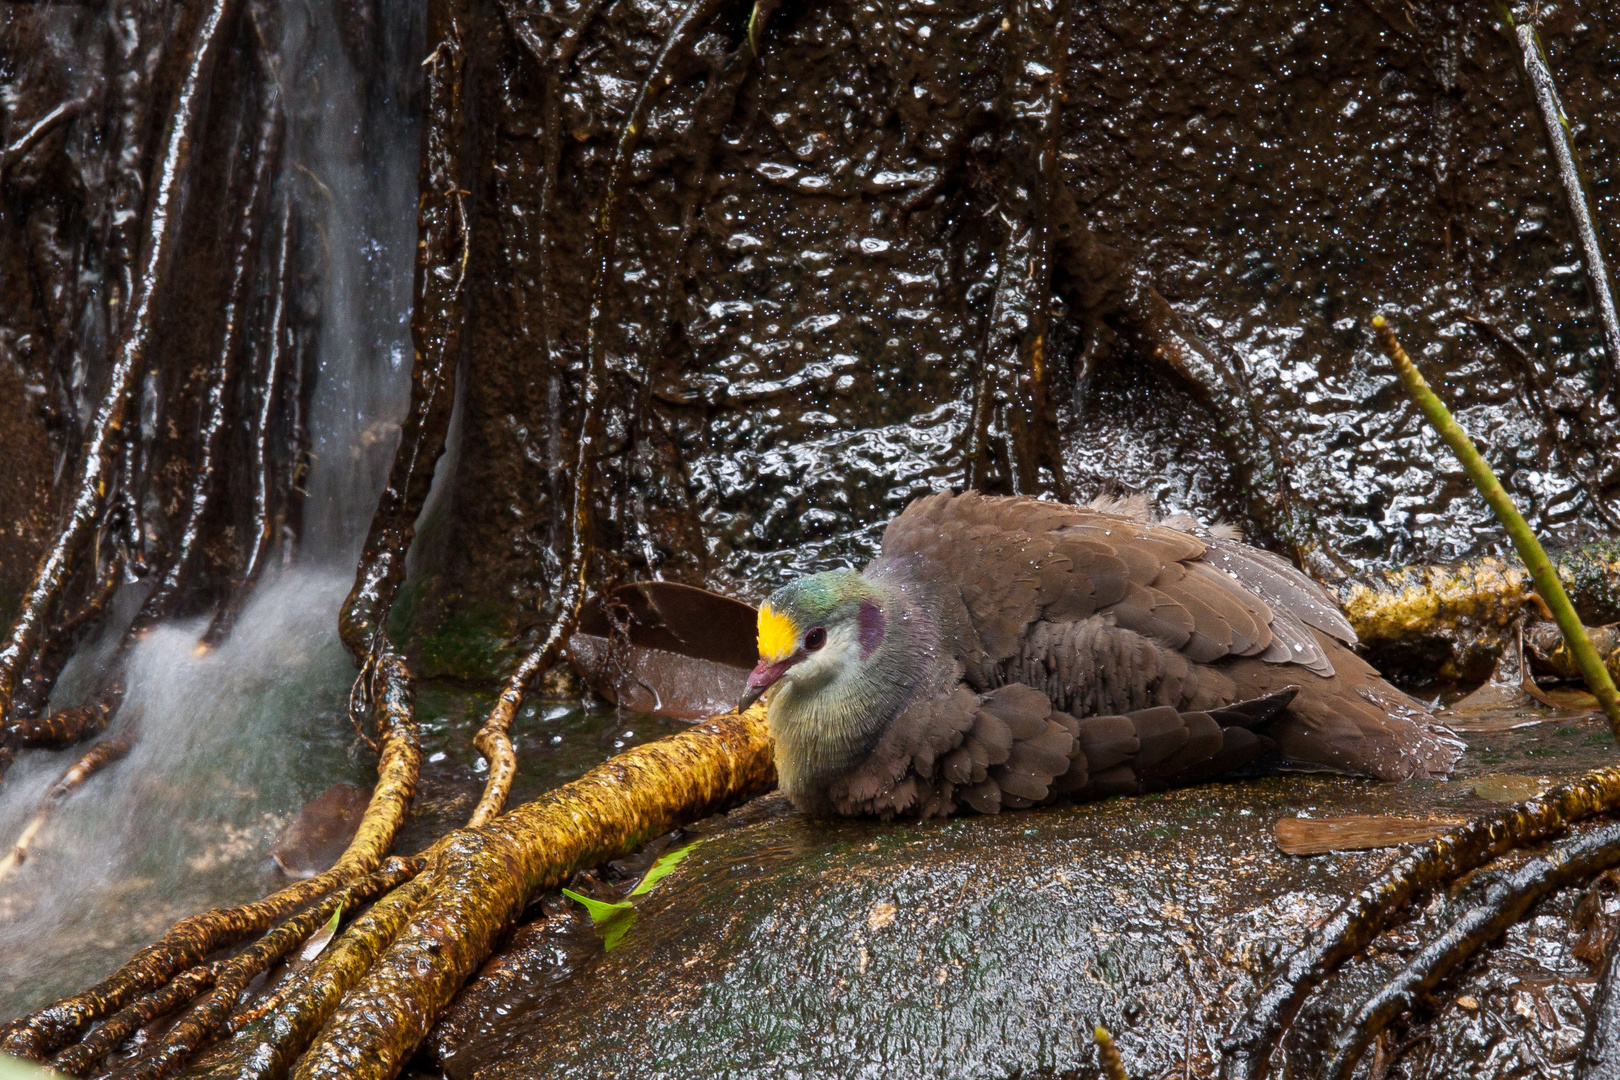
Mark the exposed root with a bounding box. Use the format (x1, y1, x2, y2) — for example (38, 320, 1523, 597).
(185, 871, 438, 1080)
(0, 735, 132, 885)
(204, 191, 298, 648)
(291, 706, 774, 1080)
(50, 962, 225, 1078)
(466, 0, 741, 823)
(103, 858, 423, 1080)
(10, 549, 124, 723)
(13, 685, 122, 748)
(0, 0, 238, 760)
(1324, 821, 1620, 1080)
(965, 0, 1071, 499)
(0, 695, 417, 1061)
(1224, 319, 1620, 1080)
(1336, 543, 1620, 655)
(1221, 765, 1620, 1080)
(1581, 888, 1620, 1077)
(1112, 283, 1318, 568)
(468, 688, 522, 829)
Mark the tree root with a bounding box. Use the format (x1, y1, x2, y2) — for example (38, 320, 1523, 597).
(466, 0, 740, 828)
(964, 0, 1071, 499)
(1336, 543, 1620, 655)
(51, 962, 226, 1078)
(204, 190, 298, 648)
(103, 858, 424, 1080)
(10, 549, 124, 724)
(12, 685, 122, 748)
(0, 734, 131, 884)
(0, 0, 238, 760)
(0, 698, 418, 1062)
(186, 872, 437, 1080)
(1113, 283, 1318, 569)
(1221, 765, 1620, 1080)
(1323, 821, 1620, 1080)
(290, 706, 773, 1080)
(1580, 884, 1620, 1078)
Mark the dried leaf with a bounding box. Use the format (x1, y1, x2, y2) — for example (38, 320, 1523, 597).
(1275, 815, 1471, 856)
(300, 905, 344, 962)
(270, 783, 370, 880)
(571, 582, 759, 720)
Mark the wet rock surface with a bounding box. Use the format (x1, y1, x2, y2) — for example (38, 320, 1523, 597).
(428, 710, 1620, 1080)
(410, 0, 1620, 674)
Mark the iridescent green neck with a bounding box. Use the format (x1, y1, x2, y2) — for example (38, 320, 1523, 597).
(767, 583, 935, 806)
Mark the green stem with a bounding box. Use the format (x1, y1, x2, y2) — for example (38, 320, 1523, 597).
(1372, 315, 1620, 738)
(1093, 1025, 1131, 1080)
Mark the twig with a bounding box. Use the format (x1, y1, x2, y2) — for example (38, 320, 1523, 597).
(1373, 316, 1620, 734)
(1325, 821, 1620, 1080)
(1223, 765, 1620, 1080)
(1507, 15, 1620, 388)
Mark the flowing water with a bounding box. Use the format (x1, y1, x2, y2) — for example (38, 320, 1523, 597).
(0, 0, 688, 1020)
(2, 0, 417, 1017)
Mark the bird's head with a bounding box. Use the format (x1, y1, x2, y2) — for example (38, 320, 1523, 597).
(740, 569, 888, 712)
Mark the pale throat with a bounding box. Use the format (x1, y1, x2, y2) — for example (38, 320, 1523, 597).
(767, 599, 930, 795)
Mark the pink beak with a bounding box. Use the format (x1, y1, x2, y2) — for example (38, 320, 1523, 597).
(739, 656, 797, 711)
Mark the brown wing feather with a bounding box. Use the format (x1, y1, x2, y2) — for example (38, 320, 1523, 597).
(875, 491, 1461, 784)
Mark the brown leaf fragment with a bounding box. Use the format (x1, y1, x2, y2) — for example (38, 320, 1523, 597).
(271, 783, 370, 881)
(1274, 814, 1472, 856)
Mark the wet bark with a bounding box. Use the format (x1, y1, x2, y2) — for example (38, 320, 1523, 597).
(1337, 542, 1620, 683)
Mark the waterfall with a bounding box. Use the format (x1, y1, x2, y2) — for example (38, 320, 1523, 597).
(0, 0, 424, 1014)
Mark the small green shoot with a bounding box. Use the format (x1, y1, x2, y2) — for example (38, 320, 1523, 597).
(560, 889, 633, 924)
(630, 839, 702, 896)
(562, 839, 703, 951)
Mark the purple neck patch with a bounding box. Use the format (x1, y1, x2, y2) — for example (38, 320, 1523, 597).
(857, 600, 886, 659)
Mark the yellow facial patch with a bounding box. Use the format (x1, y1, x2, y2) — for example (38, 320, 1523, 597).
(756, 604, 798, 662)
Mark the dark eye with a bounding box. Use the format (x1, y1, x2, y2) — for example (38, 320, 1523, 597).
(804, 627, 827, 651)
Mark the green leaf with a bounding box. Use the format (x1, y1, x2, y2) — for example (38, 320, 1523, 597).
(629, 839, 702, 897)
(300, 905, 343, 962)
(561, 887, 632, 925)
(601, 916, 635, 951)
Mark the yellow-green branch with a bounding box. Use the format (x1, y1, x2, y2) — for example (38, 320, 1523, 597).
(1372, 315, 1620, 735)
